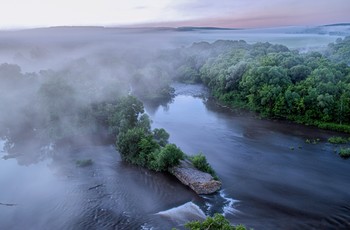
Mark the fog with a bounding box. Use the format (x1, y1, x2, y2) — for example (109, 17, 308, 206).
(0, 26, 348, 229)
(0, 27, 186, 162)
(0, 24, 344, 184)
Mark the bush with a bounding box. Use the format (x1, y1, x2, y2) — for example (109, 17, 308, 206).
(190, 153, 218, 180)
(117, 127, 148, 163)
(117, 127, 183, 171)
(316, 122, 350, 133)
(339, 148, 350, 158)
(185, 213, 246, 230)
(149, 144, 184, 171)
(328, 136, 349, 144)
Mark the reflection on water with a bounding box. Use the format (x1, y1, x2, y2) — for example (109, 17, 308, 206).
(1, 84, 350, 229)
(149, 84, 350, 229)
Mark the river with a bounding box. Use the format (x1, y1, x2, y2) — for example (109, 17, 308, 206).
(1, 83, 350, 229)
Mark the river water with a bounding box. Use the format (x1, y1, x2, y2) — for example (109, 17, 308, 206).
(1, 84, 350, 229)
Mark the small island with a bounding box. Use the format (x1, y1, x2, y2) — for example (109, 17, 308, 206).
(98, 95, 221, 194)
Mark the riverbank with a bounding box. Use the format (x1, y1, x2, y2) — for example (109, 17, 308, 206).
(149, 84, 350, 229)
(210, 91, 350, 134)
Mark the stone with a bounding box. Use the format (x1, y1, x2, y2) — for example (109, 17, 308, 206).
(169, 160, 221, 194)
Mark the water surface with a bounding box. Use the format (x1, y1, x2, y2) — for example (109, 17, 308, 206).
(148, 84, 350, 229)
(1, 84, 350, 229)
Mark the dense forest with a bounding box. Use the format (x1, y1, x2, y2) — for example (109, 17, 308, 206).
(172, 36, 350, 132)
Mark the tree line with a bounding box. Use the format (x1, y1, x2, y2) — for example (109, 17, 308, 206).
(171, 37, 350, 132)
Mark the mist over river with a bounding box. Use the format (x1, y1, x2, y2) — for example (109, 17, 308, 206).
(0, 84, 349, 229)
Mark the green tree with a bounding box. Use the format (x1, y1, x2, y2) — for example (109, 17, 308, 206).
(117, 127, 147, 164)
(289, 65, 311, 83)
(153, 128, 170, 146)
(107, 95, 144, 136)
(149, 144, 184, 171)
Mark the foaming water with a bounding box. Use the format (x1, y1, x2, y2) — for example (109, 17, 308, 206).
(157, 202, 206, 223)
(219, 190, 238, 216)
(200, 190, 239, 217)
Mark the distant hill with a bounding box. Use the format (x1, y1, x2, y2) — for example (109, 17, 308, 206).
(323, 23, 350, 27)
(175, 27, 240, 31)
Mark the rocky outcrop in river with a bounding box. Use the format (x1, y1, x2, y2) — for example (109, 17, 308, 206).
(169, 160, 221, 194)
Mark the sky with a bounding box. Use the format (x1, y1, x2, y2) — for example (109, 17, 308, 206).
(0, 0, 349, 29)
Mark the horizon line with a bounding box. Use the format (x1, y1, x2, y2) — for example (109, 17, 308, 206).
(1, 22, 350, 32)
(0, 22, 350, 31)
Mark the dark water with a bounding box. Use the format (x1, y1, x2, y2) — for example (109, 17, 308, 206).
(147, 84, 350, 229)
(1, 84, 350, 229)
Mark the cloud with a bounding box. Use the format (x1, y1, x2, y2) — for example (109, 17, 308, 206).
(0, 0, 349, 28)
(145, 0, 350, 28)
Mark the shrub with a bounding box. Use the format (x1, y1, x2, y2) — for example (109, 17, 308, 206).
(185, 213, 246, 230)
(76, 159, 93, 167)
(328, 136, 349, 144)
(190, 153, 218, 180)
(149, 144, 184, 171)
(339, 148, 350, 158)
(316, 122, 350, 133)
(117, 127, 183, 171)
(117, 127, 147, 163)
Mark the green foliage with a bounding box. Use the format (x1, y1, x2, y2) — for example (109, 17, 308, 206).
(190, 153, 218, 180)
(174, 39, 350, 133)
(328, 136, 349, 144)
(153, 128, 170, 146)
(113, 96, 186, 172)
(184, 213, 246, 230)
(76, 159, 93, 167)
(149, 144, 185, 171)
(117, 127, 184, 171)
(107, 95, 145, 136)
(316, 122, 350, 133)
(327, 36, 350, 65)
(339, 148, 350, 158)
(117, 127, 150, 164)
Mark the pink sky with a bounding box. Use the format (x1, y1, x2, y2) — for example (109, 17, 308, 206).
(0, 0, 349, 29)
(145, 0, 350, 28)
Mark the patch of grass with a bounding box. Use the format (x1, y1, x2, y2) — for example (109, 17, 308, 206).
(339, 148, 350, 158)
(76, 159, 93, 167)
(328, 136, 349, 144)
(189, 153, 218, 180)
